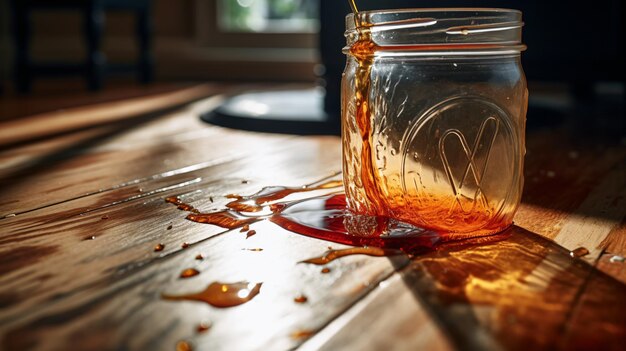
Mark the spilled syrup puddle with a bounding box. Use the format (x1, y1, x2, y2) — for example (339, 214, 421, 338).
(164, 178, 481, 256)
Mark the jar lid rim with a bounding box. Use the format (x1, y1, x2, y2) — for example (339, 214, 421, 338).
(347, 7, 522, 18)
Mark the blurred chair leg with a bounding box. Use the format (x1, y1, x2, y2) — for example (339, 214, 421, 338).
(84, 0, 106, 91)
(136, 3, 154, 84)
(12, 0, 32, 93)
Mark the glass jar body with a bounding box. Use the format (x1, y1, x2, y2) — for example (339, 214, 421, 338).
(342, 52, 528, 236)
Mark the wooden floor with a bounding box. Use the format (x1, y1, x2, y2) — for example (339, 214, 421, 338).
(0, 82, 624, 351)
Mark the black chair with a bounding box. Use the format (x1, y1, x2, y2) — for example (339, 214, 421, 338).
(10, 0, 154, 92)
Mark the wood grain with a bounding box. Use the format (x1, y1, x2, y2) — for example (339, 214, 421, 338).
(1, 84, 625, 351)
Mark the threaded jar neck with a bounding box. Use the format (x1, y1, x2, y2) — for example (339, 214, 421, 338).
(345, 8, 525, 56)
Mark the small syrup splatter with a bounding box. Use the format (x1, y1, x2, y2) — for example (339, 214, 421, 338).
(176, 340, 192, 351)
(300, 247, 401, 265)
(240, 224, 250, 232)
(167, 224, 173, 230)
(246, 230, 257, 238)
(195, 254, 204, 260)
(321, 267, 331, 274)
(84, 236, 96, 241)
(610, 255, 625, 263)
(101, 215, 109, 220)
(196, 321, 212, 333)
(186, 211, 255, 229)
(242, 180, 250, 184)
(243, 248, 263, 252)
(290, 329, 315, 340)
(181, 242, 190, 249)
(165, 196, 199, 213)
(180, 268, 200, 278)
(154, 243, 165, 252)
(294, 295, 308, 303)
(570, 247, 590, 258)
(162, 281, 262, 308)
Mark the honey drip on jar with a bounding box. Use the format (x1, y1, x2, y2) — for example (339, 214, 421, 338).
(350, 10, 387, 217)
(162, 281, 262, 308)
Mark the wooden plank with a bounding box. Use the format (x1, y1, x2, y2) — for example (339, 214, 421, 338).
(0, 97, 295, 217)
(302, 226, 626, 351)
(552, 164, 626, 262)
(513, 130, 626, 240)
(0, 84, 219, 146)
(299, 273, 453, 351)
(1, 86, 625, 351)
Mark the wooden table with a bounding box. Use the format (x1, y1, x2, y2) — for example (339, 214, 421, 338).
(1, 84, 625, 351)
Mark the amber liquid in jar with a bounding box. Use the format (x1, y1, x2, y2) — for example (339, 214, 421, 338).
(342, 9, 528, 237)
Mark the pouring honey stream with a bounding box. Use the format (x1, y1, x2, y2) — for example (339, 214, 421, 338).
(348, 1, 388, 218)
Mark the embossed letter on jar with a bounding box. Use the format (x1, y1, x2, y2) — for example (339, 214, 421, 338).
(342, 9, 528, 237)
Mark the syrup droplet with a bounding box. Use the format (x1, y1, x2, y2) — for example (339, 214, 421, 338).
(240, 224, 250, 232)
(165, 197, 199, 213)
(570, 247, 590, 258)
(180, 268, 200, 278)
(181, 242, 190, 249)
(610, 255, 625, 263)
(162, 281, 262, 308)
(101, 215, 109, 220)
(226, 200, 263, 213)
(176, 340, 192, 351)
(290, 329, 315, 340)
(195, 254, 204, 260)
(154, 243, 165, 252)
(196, 321, 212, 333)
(300, 247, 401, 265)
(321, 267, 331, 274)
(294, 295, 308, 303)
(246, 230, 257, 238)
(242, 180, 250, 184)
(243, 248, 263, 252)
(84, 236, 96, 241)
(167, 224, 173, 230)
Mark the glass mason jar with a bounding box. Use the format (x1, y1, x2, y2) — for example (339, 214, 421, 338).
(341, 9, 528, 237)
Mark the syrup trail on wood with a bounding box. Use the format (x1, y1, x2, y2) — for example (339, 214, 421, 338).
(300, 247, 402, 265)
(162, 281, 262, 308)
